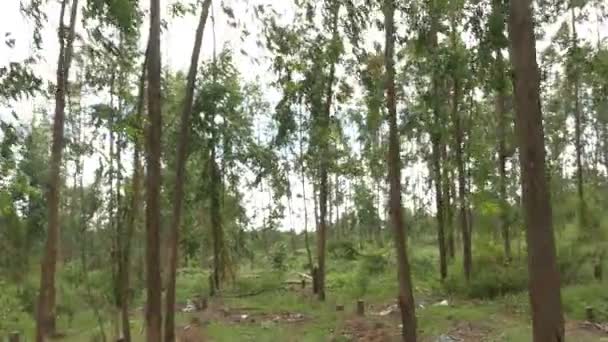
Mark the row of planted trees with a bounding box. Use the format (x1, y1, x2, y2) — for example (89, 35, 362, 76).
(0, 0, 606, 341)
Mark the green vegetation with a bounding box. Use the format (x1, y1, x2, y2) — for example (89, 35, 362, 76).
(1, 0, 607, 340)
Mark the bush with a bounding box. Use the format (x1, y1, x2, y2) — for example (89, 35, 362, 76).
(328, 241, 359, 260)
(176, 267, 209, 302)
(270, 243, 288, 271)
(0, 281, 30, 334)
(562, 284, 608, 320)
(445, 241, 528, 299)
(354, 254, 388, 297)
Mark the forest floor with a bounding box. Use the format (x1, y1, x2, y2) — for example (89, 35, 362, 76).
(17, 246, 608, 341)
(167, 285, 608, 342)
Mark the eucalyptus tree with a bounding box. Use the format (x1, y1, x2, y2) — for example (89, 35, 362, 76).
(441, 0, 473, 280)
(384, 0, 417, 340)
(486, 0, 513, 259)
(36, 0, 79, 338)
(165, 1, 212, 338)
(145, 0, 163, 337)
(508, 0, 565, 339)
(261, 0, 353, 300)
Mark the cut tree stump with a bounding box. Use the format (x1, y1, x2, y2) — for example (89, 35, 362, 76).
(9, 332, 20, 342)
(336, 304, 344, 311)
(586, 306, 595, 322)
(356, 300, 365, 316)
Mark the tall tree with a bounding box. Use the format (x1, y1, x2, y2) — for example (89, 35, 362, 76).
(489, 0, 512, 260)
(568, 3, 586, 228)
(145, 0, 163, 338)
(508, 0, 565, 340)
(449, 13, 472, 280)
(314, 0, 341, 301)
(164, 1, 212, 339)
(428, 0, 448, 280)
(119, 47, 148, 342)
(36, 0, 79, 338)
(384, 0, 417, 340)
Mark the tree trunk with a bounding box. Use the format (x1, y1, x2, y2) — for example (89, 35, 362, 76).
(570, 6, 586, 229)
(496, 54, 511, 260)
(209, 139, 224, 292)
(491, 0, 511, 259)
(315, 1, 340, 302)
(164, 2, 211, 339)
(299, 109, 314, 275)
(119, 47, 148, 342)
(36, 0, 78, 339)
(442, 145, 455, 260)
(452, 78, 471, 280)
(384, 1, 417, 340)
(429, 10, 447, 280)
(508, 0, 565, 340)
(145, 0, 163, 337)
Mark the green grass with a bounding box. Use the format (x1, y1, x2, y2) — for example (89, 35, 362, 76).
(5, 240, 608, 341)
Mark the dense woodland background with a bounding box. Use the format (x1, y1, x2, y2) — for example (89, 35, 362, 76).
(0, 0, 607, 341)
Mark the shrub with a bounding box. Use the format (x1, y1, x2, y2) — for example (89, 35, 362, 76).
(444, 241, 527, 299)
(176, 267, 209, 302)
(354, 254, 388, 296)
(0, 281, 30, 334)
(328, 241, 359, 260)
(270, 243, 288, 271)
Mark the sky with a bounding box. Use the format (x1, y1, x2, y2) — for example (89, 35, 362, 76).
(1, 0, 606, 233)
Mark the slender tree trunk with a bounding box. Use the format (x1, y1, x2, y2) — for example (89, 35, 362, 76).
(145, 0, 163, 337)
(36, 0, 78, 339)
(164, 2, 211, 339)
(108, 73, 121, 339)
(570, 6, 586, 229)
(496, 52, 511, 260)
(299, 109, 314, 275)
(442, 145, 455, 260)
(209, 145, 223, 291)
(429, 11, 447, 279)
(508, 0, 565, 339)
(384, 1, 417, 340)
(315, 1, 340, 302)
(490, 0, 511, 259)
(452, 78, 471, 280)
(119, 49, 148, 342)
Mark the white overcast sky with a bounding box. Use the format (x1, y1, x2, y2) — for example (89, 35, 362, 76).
(1, 0, 606, 232)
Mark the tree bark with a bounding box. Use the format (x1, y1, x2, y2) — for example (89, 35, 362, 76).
(316, 0, 340, 302)
(118, 47, 148, 342)
(384, 1, 417, 340)
(508, 0, 565, 340)
(495, 52, 511, 260)
(570, 6, 586, 229)
(491, 0, 511, 260)
(442, 145, 455, 260)
(164, 1, 211, 340)
(36, 0, 78, 339)
(145, 0, 163, 338)
(299, 108, 314, 275)
(209, 145, 223, 292)
(452, 78, 471, 280)
(429, 9, 447, 280)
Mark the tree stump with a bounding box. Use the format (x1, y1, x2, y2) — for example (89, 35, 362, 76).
(209, 275, 215, 297)
(586, 306, 595, 322)
(356, 300, 365, 316)
(201, 297, 208, 310)
(594, 263, 602, 281)
(9, 332, 20, 342)
(312, 267, 319, 294)
(336, 304, 344, 311)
